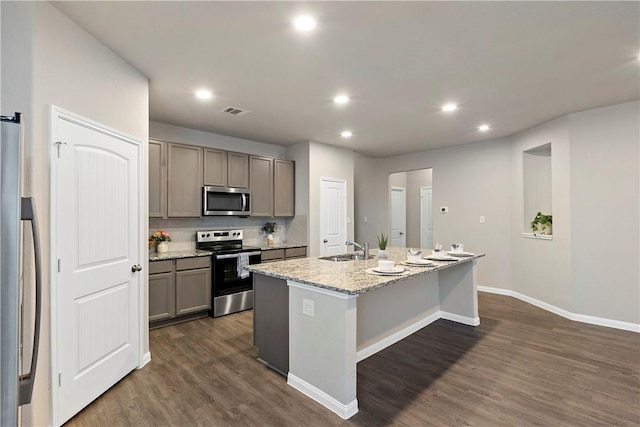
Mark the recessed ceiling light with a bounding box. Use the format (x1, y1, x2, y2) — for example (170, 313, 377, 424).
(195, 90, 213, 100)
(334, 95, 349, 104)
(293, 15, 316, 32)
(442, 103, 458, 112)
(341, 130, 353, 138)
(478, 124, 491, 132)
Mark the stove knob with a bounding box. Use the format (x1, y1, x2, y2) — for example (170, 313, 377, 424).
(206, 233, 210, 238)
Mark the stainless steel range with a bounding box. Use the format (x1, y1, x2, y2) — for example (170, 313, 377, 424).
(196, 230, 261, 317)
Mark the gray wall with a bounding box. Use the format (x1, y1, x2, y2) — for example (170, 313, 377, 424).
(355, 138, 513, 291)
(356, 100, 639, 326)
(406, 169, 433, 248)
(2, 2, 150, 424)
(569, 101, 639, 324)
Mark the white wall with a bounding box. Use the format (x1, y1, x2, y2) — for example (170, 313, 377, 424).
(356, 138, 513, 290)
(510, 116, 572, 311)
(150, 121, 286, 159)
(2, 2, 149, 425)
(569, 101, 639, 324)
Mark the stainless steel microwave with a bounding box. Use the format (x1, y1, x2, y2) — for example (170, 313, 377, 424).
(202, 186, 251, 216)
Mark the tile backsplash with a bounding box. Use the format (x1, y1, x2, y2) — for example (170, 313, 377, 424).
(149, 215, 307, 251)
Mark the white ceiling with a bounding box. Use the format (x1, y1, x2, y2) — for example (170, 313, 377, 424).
(52, 1, 639, 158)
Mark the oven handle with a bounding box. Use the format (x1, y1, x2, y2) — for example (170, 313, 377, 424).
(215, 251, 261, 260)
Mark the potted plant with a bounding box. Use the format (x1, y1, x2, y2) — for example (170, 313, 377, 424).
(151, 230, 172, 253)
(377, 233, 388, 258)
(262, 222, 279, 247)
(530, 212, 552, 236)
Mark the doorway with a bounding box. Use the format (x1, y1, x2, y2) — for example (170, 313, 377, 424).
(390, 187, 406, 247)
(319, 177, 347, 256)
(420, 186, 433, 249)
(388, 168, 433, 248)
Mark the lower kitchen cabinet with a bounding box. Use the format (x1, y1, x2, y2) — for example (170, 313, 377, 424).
(261, 246, 307, 263)
(149, 256, 211, 328)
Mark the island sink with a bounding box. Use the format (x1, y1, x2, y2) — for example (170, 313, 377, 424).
(319, 254, 374, 262)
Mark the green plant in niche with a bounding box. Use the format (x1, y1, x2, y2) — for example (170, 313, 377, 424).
(262, 222, 279, 234)
(530, 212, 553, 235)
(377, 233, 388, 250)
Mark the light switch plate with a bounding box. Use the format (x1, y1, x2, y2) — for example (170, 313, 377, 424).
(480, 216, 486, 223)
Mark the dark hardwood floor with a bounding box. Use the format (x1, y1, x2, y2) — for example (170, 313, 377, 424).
(65, 293, 640, 426)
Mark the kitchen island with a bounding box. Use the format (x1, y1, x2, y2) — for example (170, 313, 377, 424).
(246, 247, 484, 419)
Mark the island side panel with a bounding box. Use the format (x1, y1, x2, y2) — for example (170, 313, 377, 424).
(287, 281, 358, 419)
(253, 274, 289, 376)
(356, 273, 441, 361)
(438, 260, 480, 325)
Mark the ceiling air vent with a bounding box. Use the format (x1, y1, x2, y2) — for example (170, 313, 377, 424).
(220, 106, 251, 117)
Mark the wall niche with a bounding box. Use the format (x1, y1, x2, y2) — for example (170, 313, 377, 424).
(523, 143, 552, 238)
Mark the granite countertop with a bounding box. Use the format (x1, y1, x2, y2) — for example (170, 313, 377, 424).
(258, 243, 307, 250)
(245, 247, 484, 295)
(149, 249, 213, 262)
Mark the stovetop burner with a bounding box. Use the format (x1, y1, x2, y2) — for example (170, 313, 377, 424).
(196, 229, 259, 254)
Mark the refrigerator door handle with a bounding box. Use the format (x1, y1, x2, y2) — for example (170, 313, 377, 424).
(18, 197, 41, 406)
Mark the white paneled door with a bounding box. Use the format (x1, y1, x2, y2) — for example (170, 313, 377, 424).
(53, 109, 142, 425)
(320, 178, 347, 256)
(390, 187, 406, 247)
(420, 186, 433, 249)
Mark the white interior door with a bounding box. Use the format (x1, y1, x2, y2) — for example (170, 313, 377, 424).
(53, 110, 142, 424)
(420, 186, 433, 249)
(320, 178, 347, 256)
(390, 187, 406, 247)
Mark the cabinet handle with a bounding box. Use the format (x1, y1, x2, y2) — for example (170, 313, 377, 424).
(131, 264, 142, 272)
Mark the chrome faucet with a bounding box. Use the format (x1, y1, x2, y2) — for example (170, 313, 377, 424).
(346, 240, 369, 259)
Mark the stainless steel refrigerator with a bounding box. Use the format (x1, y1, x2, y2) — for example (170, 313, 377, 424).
(1, 113, 42, 426)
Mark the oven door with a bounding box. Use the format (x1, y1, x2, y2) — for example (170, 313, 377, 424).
(212, 251, 261, 297)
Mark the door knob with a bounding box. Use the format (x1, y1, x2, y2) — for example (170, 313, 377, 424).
(131, 264, 142, 272)
(399, 232, 404, 235)
(323, 239, 328, 243)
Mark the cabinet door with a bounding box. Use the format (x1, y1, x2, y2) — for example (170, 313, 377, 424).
(274, 159, 295, 217)
(249, 156, 273, 217)
(149, 272, 175, 322)
(148, 140, 167, 218)
(203, 148, 227, 187)
(167, 143, 203, 217)
(227, 152, 249, 189)
(175, 268, 211, 315)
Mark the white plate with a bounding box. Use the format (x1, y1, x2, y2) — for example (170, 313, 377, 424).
(402, 260, 435, 267)
(368, 266, 405, 275)
(425, 255, 458, 261)
(445, 251, 475, 257)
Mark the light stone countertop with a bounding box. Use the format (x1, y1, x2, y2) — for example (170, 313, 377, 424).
(245, 247, 485, 295)
(149, 249, 213, 262)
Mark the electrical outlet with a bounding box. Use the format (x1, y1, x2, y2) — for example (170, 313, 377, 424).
(440, 206, 449, 213)
(302, 298, 315, 317)
(480, 216, 486, 224)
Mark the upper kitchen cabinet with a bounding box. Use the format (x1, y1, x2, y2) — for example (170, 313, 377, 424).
(227, 152, 249, 188)
(203, 148, 227, 187)
(203, 150, 249, 189)
(273, 159, 295, 217)
(149, 139, 167, 218)
(167, 143, 203, 217)
(249, 155, 273, 217)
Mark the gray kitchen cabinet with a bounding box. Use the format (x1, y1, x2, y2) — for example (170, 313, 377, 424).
(148, 139, 167, 218)
(175, 257, 211, 315)
(203, 148, 227, 187)
(167, 143, 203, 217)
(273, 159, 295, 217)
(148, 256, 211, 328)
(261, 246, 307, 263)
(148, 259, 175, 322)
(227, 152, 249, 188)
(249, 155, 273, 217)
(253, 274, 289, 376)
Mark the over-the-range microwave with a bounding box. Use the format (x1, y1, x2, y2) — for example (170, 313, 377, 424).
(202, 186, 251, 216)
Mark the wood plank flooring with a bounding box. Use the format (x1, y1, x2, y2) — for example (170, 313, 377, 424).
(65, 293, 640, 426)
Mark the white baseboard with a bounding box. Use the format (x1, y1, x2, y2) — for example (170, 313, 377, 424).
(478, 286, 640, 333)
(287, 373, 358, 419)
(356, 311, 441, 362)
(440, 311, 480, 326)
(138, 351, 152, 369)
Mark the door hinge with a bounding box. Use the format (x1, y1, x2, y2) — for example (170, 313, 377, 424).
(57, 259, 61, 273)
(54, 141, 67, 158)
(58, 372, 62, 387)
